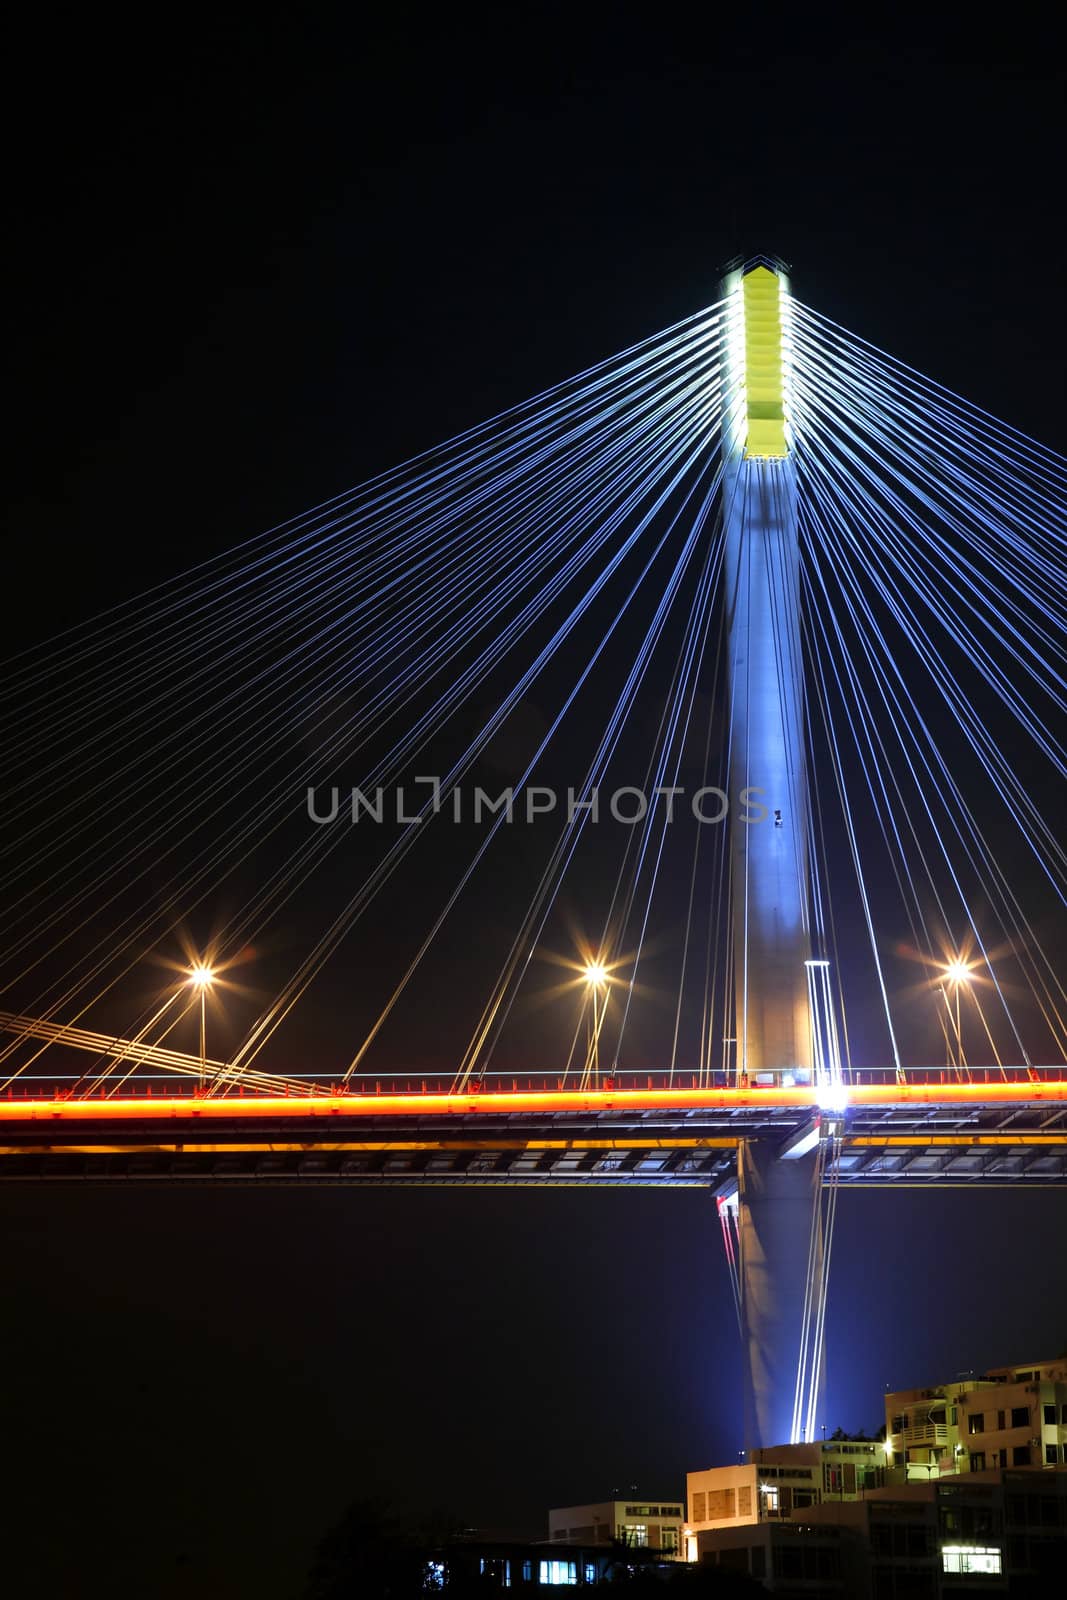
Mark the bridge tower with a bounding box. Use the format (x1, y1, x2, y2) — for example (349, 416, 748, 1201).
(721, 260, 819, 1448)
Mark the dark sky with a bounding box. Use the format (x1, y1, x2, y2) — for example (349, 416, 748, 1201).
(2, 6, 1065, 1597)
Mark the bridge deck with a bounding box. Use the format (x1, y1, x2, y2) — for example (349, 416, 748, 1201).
(1, 1082, 1065, 1185)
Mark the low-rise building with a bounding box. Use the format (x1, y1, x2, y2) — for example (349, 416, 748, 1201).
(800, 1467, 1066, 1595)
(547, 1495, 684, 1552)
(425, 1539, 634, 1591)
(681, 1355, 1067, 1592)
(685, 1438, 888, 1550)
(691, 1518, 857, 1594)
(688, 1469, 1067, 1597)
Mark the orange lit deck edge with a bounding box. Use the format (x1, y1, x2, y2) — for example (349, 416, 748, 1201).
(1, 1081, 1066, 1121)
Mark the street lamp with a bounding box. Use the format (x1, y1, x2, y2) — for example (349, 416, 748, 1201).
(188, 964, 215, 1089)
(942, 958, 972, 1072)
(583, 962, 608, 1085)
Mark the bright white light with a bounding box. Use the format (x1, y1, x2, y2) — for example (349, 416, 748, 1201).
(188, 964, 215, 989)
(941, 1547, 1002, 1576)
(583, 963, 608, 987)
(944, 959, 972, 985)
(816, 1082, 849, 1114)
(539, 1558, 579, 1586)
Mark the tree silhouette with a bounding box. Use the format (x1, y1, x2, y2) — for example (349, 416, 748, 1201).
(304, 1496, 459, 1599)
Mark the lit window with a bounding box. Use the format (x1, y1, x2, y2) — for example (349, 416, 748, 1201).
(584, 1564, 596, 1585)
(424, 1560, 446, 1591)
(621, 1524, 648, 1547)
(941, 1546, 1003, 1575)
(539, 1559, 578, 1585)
(761, 1484, 780, 1515)
(968, 1413, 984, 1435)
(660, 1527, 679, 1552)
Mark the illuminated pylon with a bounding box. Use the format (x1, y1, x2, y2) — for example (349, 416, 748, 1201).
(720, 259, 822, 1448)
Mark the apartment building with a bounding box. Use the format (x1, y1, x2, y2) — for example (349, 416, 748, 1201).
(886, 1356, 1067, 1479)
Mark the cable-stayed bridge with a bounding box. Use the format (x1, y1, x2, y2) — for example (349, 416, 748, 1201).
(1, 1070, 1065, 1187)
(2, 256, 1064, 1447)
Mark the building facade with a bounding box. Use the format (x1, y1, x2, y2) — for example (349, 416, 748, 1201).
(547, 1497, 683, 1552)
(690, 1470, 1067, 1597)
(680, 1356, 1067, 1591)
(425, 1540, 629, 1591)
(886, 1356, 1067, 1480)
(685, 1438, 888, 1552)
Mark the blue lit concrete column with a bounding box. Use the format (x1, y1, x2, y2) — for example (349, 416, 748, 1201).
(721, 261, 817, 1448)
(723, 458, 812, 1078)
(736, 1135, 819, 1447)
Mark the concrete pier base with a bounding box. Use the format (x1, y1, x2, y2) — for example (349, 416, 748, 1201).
(738, 1138, 820, 1448)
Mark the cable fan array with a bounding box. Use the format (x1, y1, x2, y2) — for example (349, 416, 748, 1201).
(0, 302, 729, 1091)
(792, 302, 1067, 1077)
(0, 290, 1064, 1097)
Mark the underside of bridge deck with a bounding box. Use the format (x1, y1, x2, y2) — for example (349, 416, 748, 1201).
(1, 1094, 1064, 1184)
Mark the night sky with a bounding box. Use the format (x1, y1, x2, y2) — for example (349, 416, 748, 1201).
(3, 7, 1066, 1597)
